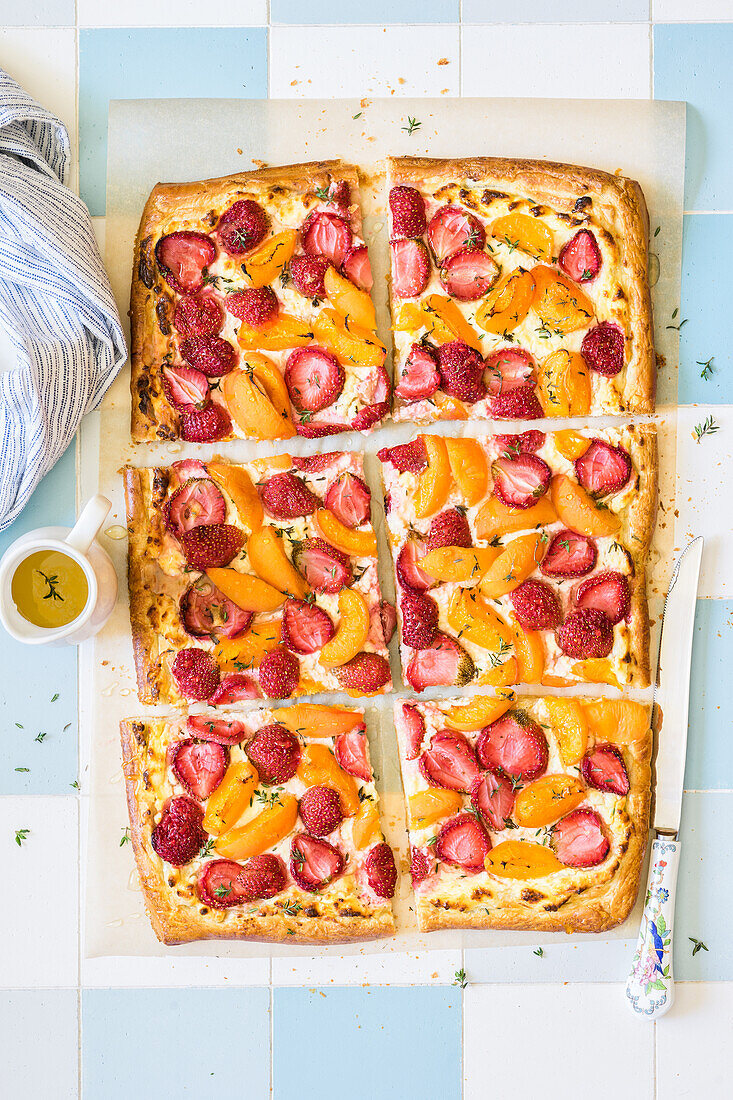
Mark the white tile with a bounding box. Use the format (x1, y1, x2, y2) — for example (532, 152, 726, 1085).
(269, 25, 460, 99)
(464, 984, 654, 1100)
(77, 0, 266, 24)
(272, 947, 461, 986)
(656, 983, 733, 1098)
(0, 991, 77, 1098)
(0, 797, 78, 987)
(674, 406, 733, 599)
(83, 954, 270, 987)
(90, 216, 106, 253)
(653, 0, 733, 18)
(462, 23, 651, 100)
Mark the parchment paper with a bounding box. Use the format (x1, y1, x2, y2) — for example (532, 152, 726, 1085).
(82, 96, 685, 959)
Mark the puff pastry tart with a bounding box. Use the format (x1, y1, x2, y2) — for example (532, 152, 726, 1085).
(131, 160, 389, 442)
(394, 694, 651, 933)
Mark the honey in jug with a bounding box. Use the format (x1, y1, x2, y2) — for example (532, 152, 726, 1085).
(11, 549, 89, 629)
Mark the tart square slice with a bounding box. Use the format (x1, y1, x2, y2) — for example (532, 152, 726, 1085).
(131, 160, 389, 443)
(387, 155, 654, 424)
(395, 694, 651, 933)
(124, 451, 394, 706)
(121, 704, 396, 944)
(378, 426, 656, 690)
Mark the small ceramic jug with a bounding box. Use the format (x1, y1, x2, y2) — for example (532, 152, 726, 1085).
(0, 495, 118, 646)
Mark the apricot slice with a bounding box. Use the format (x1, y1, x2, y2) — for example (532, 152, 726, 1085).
(393, 302, 424, 332)
(485, 840, 564, 879)
(581, 699, 649, 744)
(541, 673, 574, 688)
(207, 462, 263, 532)
(247, 526, 308, 599)
(478, 657, 519, 688)
(544, 698, 588, 766)
(445, 437, 488, 506)
(247, 353, 293, 424)
(422, 294, 483, 352)
(319, 589, 370, 668)
(222, 368, 296, 441)
(513, 775, 586, 828)
(419, 546, 500, 584)
(530, 266, 594, 335)
(297, 743, 360, 816)
(203, 761, 259, 836)
(206, 569, 285, 613)
(352, 800, 380, 849)
(475, 268, 535, 335)
(242, 230, 297, 288)
(216, 794, 298, 859)
(571, 659, 623, 688)
(550, 475, 621, 537)
(538, 350, 591, 417)
(491, 214, 553, 261)
(237, 312, 314, 352)
(312, 309, 386, 368)
(447, 588, 513, 652)
(553, 429, 591, 461)
(414, 435, 452, 519)
(213, 621, 281, 671)
(431, 393, 469, 420)
(408, 788, 463, 828)
(511, 619, 544, 684)
(479, 533, 546, 599)
(443, 695, 512, 732)
(474, 494, 557, 541)
(313, 508, 377, 557)
(275, 704, 364, 739)
(325, 265, 377, 332)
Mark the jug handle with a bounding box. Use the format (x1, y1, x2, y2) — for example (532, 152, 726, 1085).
(65, 496, 112, 556)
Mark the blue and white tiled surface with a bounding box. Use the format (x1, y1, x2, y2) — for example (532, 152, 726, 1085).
(2, 3, 733, 1096)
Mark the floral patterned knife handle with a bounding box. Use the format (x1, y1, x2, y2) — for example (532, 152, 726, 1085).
(625, 837, 681, 1019)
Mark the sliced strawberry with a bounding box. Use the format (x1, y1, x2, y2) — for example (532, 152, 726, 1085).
(574, 570, 630, 625)
(378, 600, 396, 645)
(351, 401, 389, 432)
(292, 452, 340, 473)
(302, 211, 351, 266)
(559, 229, 602, 284)
(173, 293, 223, 337)
(405, 633, 475, 692)
(581, 744, 630, 795)
(391, 238, 431, 298)
(495, 430, 546, 454)
(180, 524, 244, 569)
(377, 438, 427, 473)
(364, 843, 397, 899)
(400, 703, 426, 761)
(400, 590, 439, 650)
(290, 834, 344, 891)
(292, 538, 351, 593)
(556, 608, 614, 659)
(334, 727, 371, 781)
(186, 715, 246, 745)
(295, 419, 349, 439)
(217, 199, 269, 256)
(166, 478, 225, 538)
(180, 404, 232, 442)
(436, 813, 491, 873)
(155, 231, 216, 294)
(509, 579, 562, 630)
(551, 808, 609, 868)
(162, 364, 209, 410)
(285, 346, 345, 413)
(289, 253, 330, 299)
(172, 739, 227, 800)
(490, 383, 545, 420)
(171, 648, 220, 701)
(324, 472, 371, 528)
(198, 859, 251, 908)
(440, 247, 498, 302)
(428, 205, 486, 262)
(389, 185, 427, 239)
(484, 347, 536, 397)
(180, 578, 252, 640)
(492, 453, 551, 508)
(245, 723, 301, 784)
(470, 771, 516, 831)
(581, 322, 625, 377)
(334, 652, 391, 694)
(342, 245, 373, 291)
(396, 539, 433, 592)
(258, 472, 320, 519)
(410, 845, 435, 887)
(420, 729, 480, 793)
(171, 459, 210, 483)
(436, 340, 486, 403)
(327, 179, 350, 209)
(395, 342, 441, 402)
(258, 646, 300, 699)
(425, 508, 472, 552)
(152, 796, 207, 866)
(282, 598, 334, 654)
(225, 286, 278, 327)
(180, 336, 237, 377)
(210, 674, 261, 704)
(299, 785, 343, 836)
(574, 439, 632, 497)
(237, 853, 288, 900)
(541, 529, 597, 579)
(476, 711, 548, 781)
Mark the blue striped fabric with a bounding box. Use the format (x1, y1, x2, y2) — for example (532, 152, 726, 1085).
(0, 69, 126, 531)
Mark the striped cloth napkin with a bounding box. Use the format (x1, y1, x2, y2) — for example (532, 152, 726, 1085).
(0, 69, 127, 532)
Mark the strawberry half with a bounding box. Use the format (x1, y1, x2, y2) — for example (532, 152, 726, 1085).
(391, 239, 431, 298)
(186, 715, 246, 745)
(401, 590, 439, 649)
(559, 229, 602, 284)
(166, 478, 226, 538)
(378, 600, 397, 645)
(151, 796, 207, 866)
(400, 703, 426, 761)
(364, 843, 397, 899)
(470, 771, 516, 832)
(217, 199, 269, 256)
(437, 341, 486, 404)
(334, 728, 371, 781)
(245, 723, 301, 784)
(334, 652, 392, 694)
(342, 245, 373, 291)
(405, 633, 475, 691)
(289, 253, 330, 298)
(180, 336, 237, 377)
(292, 452, 340, 473)
(171, 648, 220, 701)
(396, 538, 434, 592)
(171, 458, 210, 483)
(410, 845, 435, 887)
(225, 286, 278, 327)
(476, 711, 548, 781)
(581, 744, 630, 795)
(173, 293, 223, 337)
(581, 321, 624, 377)
(509, 579, 562, 630)
(551, 808, 609, 868)
(155, 230, 216, 294)
(492, 453, 551, 508)
(428, 205, 486, 262)
(162, 364, 209, 410)
(180, 404, 232, 442)
(258, 472, 320, 519)
(556, 608, 614, 659)
(377, 438, 427, 473)
(484, 347, 536, 397)
(540, 529, 597, 578)
(395, 342, 441, 402)
(179, 578, 252, 640)
(302, 211, 351, 266)
(324, 472, 371, 528)
(198, 859, 251, 908)
(210, 674, 261, 704)
(419, 729, 480, 793)
(236, 853, 288, 900)
(172, 739, 227, 800)
(425, 508, 472, 551)
(439, 246, 499, 302)
(180, 524, 244, 569)
(290, 834, 344, 891)
(292, 538, 351, 593)
(389, 185, 427, 239)
(281, 598, 334, 654)
(436, 813, 491, 873)
(258, 646, 300, 699)
(574, 570, 630, 625)
(285, 346, 345, 412)
(495, 430, 546, 455)
(298, 785, 343, 836)
(574, 438, 632, 497)
(490, 383, 544, 420)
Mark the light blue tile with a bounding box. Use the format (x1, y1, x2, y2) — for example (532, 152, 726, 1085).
(0, 443, 77, 795)
(685, 599, 733, 790)
(0, 0, 74, 24)
(675, 792, 732, 980)
(272, 0, 459, 21)
(274, 987, 461, 1100)
(463, 0, 648, 19)
(678, 215, 733, 404)
(79, 28, 268, 216)
(0, 990, 77, 1098)
(83, 988, 270, 1097)
(654, 24, 733, 211)
(465, 938, 636, 983)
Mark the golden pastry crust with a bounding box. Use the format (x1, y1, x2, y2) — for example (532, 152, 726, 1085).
(121, 710, 395, 945)
(387, 155, 654, 421)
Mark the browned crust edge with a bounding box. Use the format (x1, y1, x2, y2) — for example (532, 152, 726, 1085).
(124, 467, 164, 705)
(624, 424, 658, 688)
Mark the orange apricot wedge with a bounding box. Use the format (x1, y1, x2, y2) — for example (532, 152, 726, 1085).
(325, 265, 377, 332)
(475, 268, 535, 335)
(543, 698, 588, 766)
(241, 230, 297, 288)
(297, 743, 360, 816)
(550, 475, 621, 537)
(207, 462, 263, 532)
(445, 437, 488, 506)
(491, 214, 553, 262)
(418, 546, 500, 584)
(553, 429, 591, 461)
(571, 659, 624, 688)
(393, 302, 424, 332)
(414, 435, 452, 519)
(213, 621, 282, 671)
(513, 775, 586, 828)
(538, 350, 591, 417)
(247, 526, 308, 599)
(511, 619, 544, 684)
(581, 699, 650, 744)
(479, 533, 546, 599)
(431, 393, 469, 420)
(474, 494, 557, 541)
(408, 788, 463, 828)
(313, 508, 377, 557)
(485, 840, 564, 879)
(447, 588, 513, 652)
(215, 794, 298, 859)
(352, 800, 381, 850)
(478, 658, 519, 688)
(237, 312, 314, 351)
(222, 368, 296, 440)
(247, 353, 293, 424)
(442, 695, 512, 732)
(530, 265, 594, 334)
(274, 704, 364, 738)
(312, 309, 386, 368)
(319, 589, 370, 668)
(203, 761, 259, 836)
(422, 294, 483, 352)
(206, 569, 285, 613)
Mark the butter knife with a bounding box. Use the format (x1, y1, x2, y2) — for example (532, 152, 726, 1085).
(625, 536, 704, 1019)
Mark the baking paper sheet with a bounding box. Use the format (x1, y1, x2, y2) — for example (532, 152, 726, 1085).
(81, 96, 685, 959)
